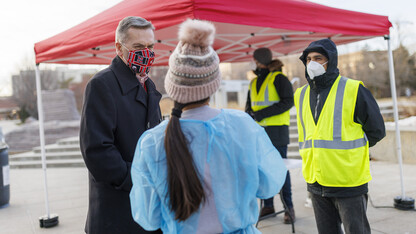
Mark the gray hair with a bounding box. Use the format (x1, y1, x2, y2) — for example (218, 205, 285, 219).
(115, 16, 155, 44)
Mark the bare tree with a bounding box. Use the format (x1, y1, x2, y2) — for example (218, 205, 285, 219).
(338, 44, 415, 99)
(11, 56, 62, 121)
(354, 49, 390, 98)
(390, 20, 416, 96)
(12, 69, 61, 121)
(393, 45, 415, 96)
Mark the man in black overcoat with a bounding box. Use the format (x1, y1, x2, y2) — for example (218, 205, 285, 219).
(80, 16, 162, 234)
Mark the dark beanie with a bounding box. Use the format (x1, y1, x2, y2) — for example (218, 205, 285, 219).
(253, 48, 272, 65)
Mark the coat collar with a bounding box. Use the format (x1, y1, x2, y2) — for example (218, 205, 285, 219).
(145, 78, 162, 105)
(109, 56, 162, 107)
(110, 56, 140, 95)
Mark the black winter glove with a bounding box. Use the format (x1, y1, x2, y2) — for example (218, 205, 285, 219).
(253, 111, 265, 122)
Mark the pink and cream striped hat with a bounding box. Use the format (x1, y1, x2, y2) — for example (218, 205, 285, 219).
(164, 19, 221, 104)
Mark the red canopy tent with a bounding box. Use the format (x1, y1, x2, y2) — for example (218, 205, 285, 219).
(34, 0, 413, 227)
(35, 0, 391, 65)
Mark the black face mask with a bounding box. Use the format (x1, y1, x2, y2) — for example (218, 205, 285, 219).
(254, 68, 269, 77)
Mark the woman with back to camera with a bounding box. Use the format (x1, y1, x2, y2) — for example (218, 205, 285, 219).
(130, 19, 287, 233)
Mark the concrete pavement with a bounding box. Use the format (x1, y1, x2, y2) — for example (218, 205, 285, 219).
(0, 161, 415, 234)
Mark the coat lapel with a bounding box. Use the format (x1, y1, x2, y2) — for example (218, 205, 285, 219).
(109, 56, 147, 106)
(109, 56, 161, 125)
(146, 79, 162, 127)
(135, 87, 147, 107)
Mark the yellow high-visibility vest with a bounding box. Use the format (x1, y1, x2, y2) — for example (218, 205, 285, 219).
(294, 76, 371, 187)
(250, 71, 290, 126)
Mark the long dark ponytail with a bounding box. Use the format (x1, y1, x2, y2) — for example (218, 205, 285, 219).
(164, 100, 207, 221)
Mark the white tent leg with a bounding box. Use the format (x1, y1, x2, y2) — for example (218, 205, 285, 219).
(35, 65, 50, 217)
(385, 35, 414, 210)
(35, 64, 59, 227)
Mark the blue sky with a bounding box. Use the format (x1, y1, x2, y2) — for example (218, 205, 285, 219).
(1, 0, 415, 96)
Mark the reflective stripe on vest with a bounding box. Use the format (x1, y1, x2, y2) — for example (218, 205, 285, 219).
(298, 77, 367, 150)
(250, 71, 290, 126)
(251, 86, 280, 106)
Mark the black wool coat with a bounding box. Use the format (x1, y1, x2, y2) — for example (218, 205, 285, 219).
(80, 56, 162, 234)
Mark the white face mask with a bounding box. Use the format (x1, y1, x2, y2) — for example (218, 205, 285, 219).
(307, 61, 328, 80)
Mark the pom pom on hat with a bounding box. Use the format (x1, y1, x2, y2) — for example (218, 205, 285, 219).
(178, 19, 215, 47)
(165, 19, 221, 104)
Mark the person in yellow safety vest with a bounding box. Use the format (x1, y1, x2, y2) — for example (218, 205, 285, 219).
(245, 47, 295, 224)
(295, 39, 385, 234)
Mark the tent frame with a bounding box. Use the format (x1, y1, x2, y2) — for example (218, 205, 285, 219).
(34, 35, 413, 223)
(32, 0, 413, 225)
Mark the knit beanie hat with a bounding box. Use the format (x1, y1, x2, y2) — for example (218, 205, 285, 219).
(164, 19, 221, 104)
(253, 47, 272, 65)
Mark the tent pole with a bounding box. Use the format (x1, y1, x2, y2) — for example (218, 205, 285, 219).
(35, 64, 59, 227)
(385, 35, 405, 198)
(35, 64, 50, 217)
(384, 35, 414, 210)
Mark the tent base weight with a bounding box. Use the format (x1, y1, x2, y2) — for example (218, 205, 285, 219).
(394, 196, 415, 210)
(39, 214, 59, 228)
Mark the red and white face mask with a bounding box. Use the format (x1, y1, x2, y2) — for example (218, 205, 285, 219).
(122, 45, 155, 75)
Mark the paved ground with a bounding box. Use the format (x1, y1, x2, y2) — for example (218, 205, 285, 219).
(0, 161, 415, 234)
(0, 120, 20, 135)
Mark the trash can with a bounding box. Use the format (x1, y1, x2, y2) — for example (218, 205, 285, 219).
(0, 127, 10, 208)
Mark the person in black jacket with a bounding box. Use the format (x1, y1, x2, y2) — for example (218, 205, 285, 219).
(296, 38, 385, 234)
(80, 16, 162, 234)
(245, 48, 295, 224)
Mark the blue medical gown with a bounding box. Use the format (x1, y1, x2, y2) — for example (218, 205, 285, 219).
(130, 109, 287, 233)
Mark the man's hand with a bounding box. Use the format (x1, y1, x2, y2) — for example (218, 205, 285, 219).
(247, 110, 264, 122)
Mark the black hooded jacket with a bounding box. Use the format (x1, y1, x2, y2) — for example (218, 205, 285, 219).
(245, 61, 294, 147)
(299, 39, 386, 197)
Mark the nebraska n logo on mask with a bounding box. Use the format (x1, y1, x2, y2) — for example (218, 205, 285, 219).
(123, 45, 155, 74)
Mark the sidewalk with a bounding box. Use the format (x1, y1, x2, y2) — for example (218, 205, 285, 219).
(0, 120, 20, 135)
(0, 161, 415, 234)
